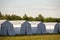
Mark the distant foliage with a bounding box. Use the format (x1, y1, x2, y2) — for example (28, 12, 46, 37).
(0, 12, 60, 22)
(37, 14, 44, 21)
(28, 16, 34, 21)
(0, 12, 3, 19)
(44, 17, 56, 22)
(23, 14, 29, 21)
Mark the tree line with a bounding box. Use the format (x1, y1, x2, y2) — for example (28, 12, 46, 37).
(0, 12, 60, 22)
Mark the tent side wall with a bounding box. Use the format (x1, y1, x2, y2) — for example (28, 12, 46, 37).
(37, 22, 46, 34)
(20, 21, 32, 35)
(54, 23, 60, 33)
(1, 21, 15, 35)
(1, 24, 7, 35)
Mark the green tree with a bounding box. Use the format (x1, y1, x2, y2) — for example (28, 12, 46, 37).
(23, 14, 29, 20)
(28, 16, 34, 21)
(0, 12, 3, 19)
(44, 17, 56, 22)
(5, 14, 11, 20)
(0, 12, 2, 17)
(10, 15, 22, 20)
(34, 17, 39, 21)
(37, 14, 44, 21)
(56, 18, 60, 22)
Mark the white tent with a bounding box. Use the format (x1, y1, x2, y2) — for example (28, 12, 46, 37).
(1, 20, 15, 35)
(20, 21, 32, 35)
(29, 21, 40, 34)
(37, 22, 46, 34)
(54, 23, 60, 33)
(44, 22, 57, 33)
(10, 20, 25, 34)
(0, 20, 6, 35)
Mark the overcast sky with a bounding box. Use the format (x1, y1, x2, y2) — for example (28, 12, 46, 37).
(0, 0, 60, 18)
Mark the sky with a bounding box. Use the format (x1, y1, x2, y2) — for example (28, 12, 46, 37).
(0, 0, 60, 18)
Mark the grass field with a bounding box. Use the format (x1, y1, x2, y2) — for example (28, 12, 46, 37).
(0, 34, 60, 40)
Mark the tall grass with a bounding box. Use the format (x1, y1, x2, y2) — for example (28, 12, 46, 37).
(0, 34, 60, 40)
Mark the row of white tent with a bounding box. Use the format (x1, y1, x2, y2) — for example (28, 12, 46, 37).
(0, 20, 60, 35)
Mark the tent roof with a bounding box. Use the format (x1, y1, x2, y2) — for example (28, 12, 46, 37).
(29, 21, 41, 25)
(0, 20, 6, 25)
(44, 22, 57, 25)
(28, 21, 41, 27)
(9, 20, 25, 25)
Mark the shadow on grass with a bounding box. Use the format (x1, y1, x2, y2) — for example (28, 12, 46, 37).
(0, 33, 60, 37)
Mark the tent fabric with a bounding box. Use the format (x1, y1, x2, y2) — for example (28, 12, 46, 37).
(37, 22, 46, 34)
(54, 23, 60, 33)
(1, 21, 15, 35)
(20, 21, 32, 35)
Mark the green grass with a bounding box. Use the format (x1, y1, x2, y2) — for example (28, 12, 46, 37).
(0, 34, 60, 40)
